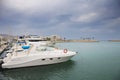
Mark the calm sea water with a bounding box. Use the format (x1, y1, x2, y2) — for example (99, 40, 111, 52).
(0, 42, 120, 80)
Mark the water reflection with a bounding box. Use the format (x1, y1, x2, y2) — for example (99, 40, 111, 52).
(1, 60, 75, 80)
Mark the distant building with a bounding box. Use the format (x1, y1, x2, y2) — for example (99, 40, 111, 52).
(47, 35, 63, 41)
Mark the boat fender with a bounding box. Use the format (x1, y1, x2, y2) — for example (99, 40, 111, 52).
(64, 49, 68, 53)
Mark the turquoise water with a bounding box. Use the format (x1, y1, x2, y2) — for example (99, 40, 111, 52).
(0, 42, 120, 80)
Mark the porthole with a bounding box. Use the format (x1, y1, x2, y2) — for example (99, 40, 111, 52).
(42, 59, 45, 61)
(50, 58, 53, 60)
(58, 57, 61, 59)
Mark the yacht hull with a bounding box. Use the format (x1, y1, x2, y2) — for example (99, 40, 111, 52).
(2, 55, 74, 69)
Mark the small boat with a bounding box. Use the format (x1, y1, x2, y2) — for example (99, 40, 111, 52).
(0, 39, 76, 69)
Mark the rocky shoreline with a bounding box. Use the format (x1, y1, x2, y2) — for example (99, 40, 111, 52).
(108, 40, 120, 42)
(55, 39, 99, 43)
(0, 43, 7, 54)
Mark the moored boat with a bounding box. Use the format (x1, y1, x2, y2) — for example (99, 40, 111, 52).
(0, 38, 76, 69)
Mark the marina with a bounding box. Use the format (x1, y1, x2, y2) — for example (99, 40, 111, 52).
(0, 0, 120, 80)
(0, 42, 120, 80)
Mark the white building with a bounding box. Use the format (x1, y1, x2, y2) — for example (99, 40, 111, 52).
(48, 35, 63, 41)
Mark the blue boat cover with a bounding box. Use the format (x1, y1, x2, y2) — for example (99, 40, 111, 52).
(22, 46, 30, 49)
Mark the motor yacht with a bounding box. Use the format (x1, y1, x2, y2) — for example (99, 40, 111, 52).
(25, 35, 55, 47)
(0, 39, 76, 69)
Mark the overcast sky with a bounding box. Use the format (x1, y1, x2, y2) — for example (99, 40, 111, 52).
(0, 0, 120, 40)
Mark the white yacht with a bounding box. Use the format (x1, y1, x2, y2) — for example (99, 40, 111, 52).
(25, 35, 55, 47)
(0, 39, 76, 69)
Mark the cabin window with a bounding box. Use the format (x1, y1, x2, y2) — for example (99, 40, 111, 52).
(29, 40, 47, 42)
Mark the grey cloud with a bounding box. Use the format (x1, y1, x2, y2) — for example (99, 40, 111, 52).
(0, 0, 120, 39)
